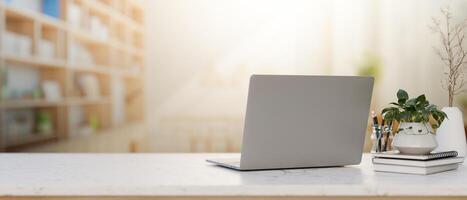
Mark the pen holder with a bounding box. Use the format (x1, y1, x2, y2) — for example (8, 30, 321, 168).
(371, 125, 394, 153)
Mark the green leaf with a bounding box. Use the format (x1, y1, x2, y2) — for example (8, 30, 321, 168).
(422, 99, 430, 107)
(416, 94, 426, 103)
(432, 112, 440, 121)
(426, 104, 437, 110)
(400, 111, 410, 121)
(422, 109, 430, 122)
(405, 98, 417, 107)
(382, 107, 398, 114)
(415, 94, 429, 109)
(397, 89, 409, 104)
(382, 107, 400, 123)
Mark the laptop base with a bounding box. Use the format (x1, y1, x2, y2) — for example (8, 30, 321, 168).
(206, 158, 242, 170)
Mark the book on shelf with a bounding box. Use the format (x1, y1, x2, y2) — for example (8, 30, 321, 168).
(42, 0, 61, 19)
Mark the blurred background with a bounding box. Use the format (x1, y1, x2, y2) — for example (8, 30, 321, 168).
(0, 0, 466, 153)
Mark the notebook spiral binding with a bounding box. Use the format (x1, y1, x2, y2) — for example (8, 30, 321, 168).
(429, 151, 458, 159)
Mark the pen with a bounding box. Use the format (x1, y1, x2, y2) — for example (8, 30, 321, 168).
(384, 120, 392, 151)
(381, 120, 386, 151)
(371, 111, 381, 152)
(378, 120, 384, 152)
(371, 111, 379, 127)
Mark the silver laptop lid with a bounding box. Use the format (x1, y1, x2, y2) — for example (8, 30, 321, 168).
(240, 75, 374, 170)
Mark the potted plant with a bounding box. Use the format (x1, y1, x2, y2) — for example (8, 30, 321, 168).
(382, 89, 447, 155)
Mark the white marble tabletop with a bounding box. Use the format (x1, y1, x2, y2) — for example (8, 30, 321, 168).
(0, 153, 466, 197)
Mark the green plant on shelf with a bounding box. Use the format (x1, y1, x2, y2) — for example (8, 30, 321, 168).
(382, 89, 447, 130)
(89, 115, 99, 131)
(36, 111, 52, 135)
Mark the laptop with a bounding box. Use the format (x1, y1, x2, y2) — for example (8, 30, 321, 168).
(207, 75, 374, 170)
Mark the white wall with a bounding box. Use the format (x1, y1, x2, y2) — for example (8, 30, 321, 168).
(144, 0, 467, 152)
(377, 0, 467, 109)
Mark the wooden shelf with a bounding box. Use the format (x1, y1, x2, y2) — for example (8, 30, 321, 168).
(1, 1, 141, 33)
(68, 64, 111, 74)
(5, 133, 57, 149)
(2, 53, 143, 74)
(0, 0, 145, 151)
(83, 0, 112, 18)
(2, 3, 67, 30)
(2, 2, 141, 53)
(2, 54, 67, 69)
(80, 0, 144, 33)
(0, 98, 111, 108)
(66, 97, 111, 106)
(0, 99, 64, 109)
(68, 27, 113, 47)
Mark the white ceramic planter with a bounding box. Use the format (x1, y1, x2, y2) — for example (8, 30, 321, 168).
(393, 122, 438, 155)
(435, 107, 467, 157)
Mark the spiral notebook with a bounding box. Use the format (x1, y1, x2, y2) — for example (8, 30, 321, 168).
(372, 151, 458, 161)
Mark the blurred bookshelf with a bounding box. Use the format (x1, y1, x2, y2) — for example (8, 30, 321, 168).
(0, 0, 145, 151)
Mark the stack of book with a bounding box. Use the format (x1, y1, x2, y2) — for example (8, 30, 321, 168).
(372, 151, 463, 175)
